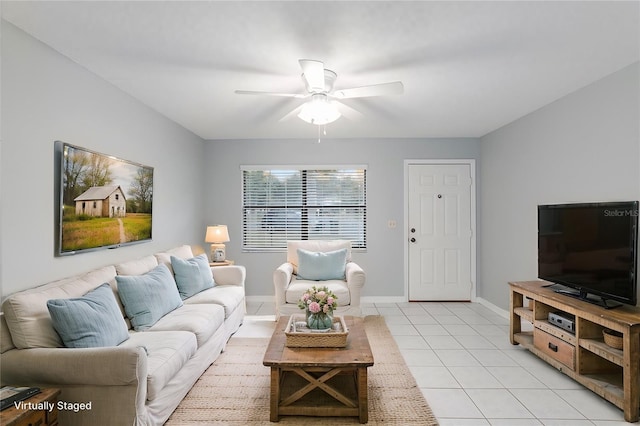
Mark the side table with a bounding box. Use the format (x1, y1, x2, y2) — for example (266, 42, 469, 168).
(210, 260, 234, 267)
(0, 388, 61, 426)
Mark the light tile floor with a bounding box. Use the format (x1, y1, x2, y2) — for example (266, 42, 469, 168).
(238, 301, 630, 425)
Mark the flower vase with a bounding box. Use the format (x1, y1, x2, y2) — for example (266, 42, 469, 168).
(307, 312, 333, 331)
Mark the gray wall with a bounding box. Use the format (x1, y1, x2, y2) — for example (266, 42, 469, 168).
(1, 22, 207, 297)
(479, 62, 640, 310)
(204, 137, 480, 299)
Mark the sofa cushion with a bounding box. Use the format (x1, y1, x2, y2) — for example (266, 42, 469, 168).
(285, 279, 351, 305)
(296, 248, 348, 281)
(2, 266, 117, 349)
(1, 314, 15, 354)
(113, 255, 159, 329)
(171, 254, 215, 299)
(120, 331, 197, 401)
(184, 285, 245, 318)
(116, 264, 183, 331)
(149, 304, 224, 347)
(47, 284, 129, 348)
(114, 255, 159, 276)
(155, 245, 194, 274)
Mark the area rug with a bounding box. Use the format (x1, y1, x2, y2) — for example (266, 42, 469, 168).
(166, 315, 438, 425)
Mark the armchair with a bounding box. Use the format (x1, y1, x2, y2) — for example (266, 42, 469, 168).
(273, 240, 365, 319)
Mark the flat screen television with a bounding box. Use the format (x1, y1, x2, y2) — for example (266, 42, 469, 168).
(538, 201, 638, 309)
(55, 141, 154, 256)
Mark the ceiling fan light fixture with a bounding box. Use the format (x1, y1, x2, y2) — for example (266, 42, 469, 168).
(297, 94, 341, 125)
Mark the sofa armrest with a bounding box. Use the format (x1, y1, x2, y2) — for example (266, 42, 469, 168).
(345, 262, 366, 307)
(211, 265, 246, 287)
(273, 262, 294, 305)
(0, 346, 146, 387)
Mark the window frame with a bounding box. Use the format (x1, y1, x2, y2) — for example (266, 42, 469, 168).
(241, 165, 367, 252)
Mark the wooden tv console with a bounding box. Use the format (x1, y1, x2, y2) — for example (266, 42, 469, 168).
(509, 281, 640, 422)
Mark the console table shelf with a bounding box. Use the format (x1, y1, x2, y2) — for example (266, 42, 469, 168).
(509, 281, 640, 422)
(513, 306, 534, 322)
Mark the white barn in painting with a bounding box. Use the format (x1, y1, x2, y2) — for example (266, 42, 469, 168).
(74, 185, 126, 218)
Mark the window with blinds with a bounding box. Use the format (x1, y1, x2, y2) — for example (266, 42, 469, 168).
(242, 167, 367, 251)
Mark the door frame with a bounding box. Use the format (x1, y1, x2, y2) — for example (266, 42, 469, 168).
(403, 159, 477, 302)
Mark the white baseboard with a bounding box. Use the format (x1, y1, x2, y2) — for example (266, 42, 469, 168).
(246, 295, 275, 304)
(360, 296, 407, 304)
(475, 297, 509, 319)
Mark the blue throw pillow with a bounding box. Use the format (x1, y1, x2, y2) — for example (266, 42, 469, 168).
(171, 253, 215, 299)
(297, 248, 348, 281)
(115, 264, 183, 330)
(47, 283, 129, 348)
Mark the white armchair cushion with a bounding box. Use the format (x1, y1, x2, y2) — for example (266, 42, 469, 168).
(285, 279, 351, 305)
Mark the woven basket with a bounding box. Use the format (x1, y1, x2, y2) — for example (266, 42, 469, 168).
(285, 315, 349, 348)
(603, 328, 623, 350)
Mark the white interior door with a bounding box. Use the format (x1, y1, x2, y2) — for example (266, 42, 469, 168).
(408, 163, 473, 301)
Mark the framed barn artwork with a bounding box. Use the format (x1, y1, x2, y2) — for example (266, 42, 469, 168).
(54, 141, 153, 256)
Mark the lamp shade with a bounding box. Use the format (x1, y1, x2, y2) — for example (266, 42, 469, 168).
(205, 225, 230, 243)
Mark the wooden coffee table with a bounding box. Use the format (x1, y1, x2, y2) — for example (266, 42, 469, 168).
(263, 315, 374, 423)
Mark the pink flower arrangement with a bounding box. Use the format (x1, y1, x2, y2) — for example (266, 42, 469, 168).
(298, 285, 338, 315)
(308, 302, 321, 313)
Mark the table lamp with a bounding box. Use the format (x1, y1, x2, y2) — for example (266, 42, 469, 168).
(205, 225, 230, 262)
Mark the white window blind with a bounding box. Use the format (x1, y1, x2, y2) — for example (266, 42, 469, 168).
(242, 167, 367, 250)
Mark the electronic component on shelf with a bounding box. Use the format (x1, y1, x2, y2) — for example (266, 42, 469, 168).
(548, 311, 575, 334)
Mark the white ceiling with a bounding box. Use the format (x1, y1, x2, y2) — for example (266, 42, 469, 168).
(2, 1, 639, 140)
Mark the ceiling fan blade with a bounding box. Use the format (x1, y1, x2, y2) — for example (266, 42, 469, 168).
(278, 104, 304, 122)
(235, 90, 306, 98)
(332, 81, 404, 99)
(334, 101, 364, 121)
(299, 59, 325, 92)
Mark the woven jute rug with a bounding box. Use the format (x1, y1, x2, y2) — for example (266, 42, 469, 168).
(166, 315, 438, 425)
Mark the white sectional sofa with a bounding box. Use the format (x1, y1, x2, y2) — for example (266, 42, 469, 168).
(0, 245, 246, 426)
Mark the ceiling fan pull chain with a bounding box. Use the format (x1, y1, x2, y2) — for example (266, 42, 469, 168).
(316, 124, 328, 143)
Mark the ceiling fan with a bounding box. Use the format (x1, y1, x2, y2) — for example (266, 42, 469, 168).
(235, 59, 404, 126)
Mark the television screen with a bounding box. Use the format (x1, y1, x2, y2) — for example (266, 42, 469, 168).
(55, 141, 154, 255)
(538, 201, 638, 308)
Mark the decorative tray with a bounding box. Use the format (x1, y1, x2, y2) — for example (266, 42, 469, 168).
(284, 315, 349, 348)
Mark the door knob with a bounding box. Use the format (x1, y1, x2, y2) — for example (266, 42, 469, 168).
(410, 237, 416, 243)
(437, 194, 442, 199)
(410, 228, 416, 233)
